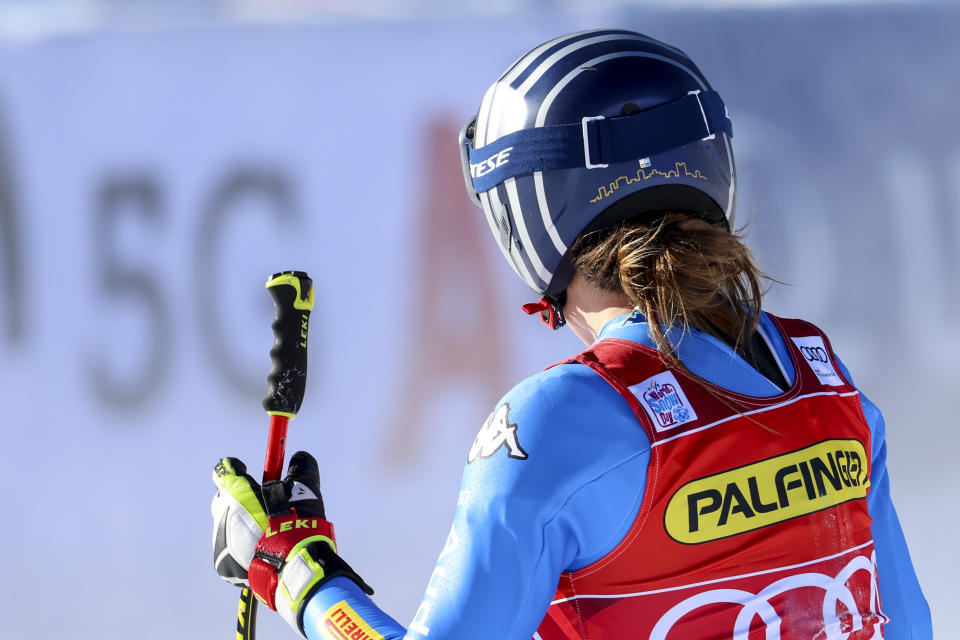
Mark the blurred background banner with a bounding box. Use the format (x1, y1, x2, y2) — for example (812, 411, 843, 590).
(0, 2, 956, 638)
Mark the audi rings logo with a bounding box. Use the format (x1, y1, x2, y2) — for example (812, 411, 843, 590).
(800, 345, 829, 364)
(790, 336, 844, 387)
(649, 551, 888, 640)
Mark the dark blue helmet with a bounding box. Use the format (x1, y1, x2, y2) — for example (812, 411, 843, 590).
(460, 29, 736, 301)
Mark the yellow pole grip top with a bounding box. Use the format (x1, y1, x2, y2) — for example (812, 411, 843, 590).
(265, 272, 316, 312)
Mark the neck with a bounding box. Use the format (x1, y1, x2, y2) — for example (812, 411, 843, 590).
(563, 274, 633, 345)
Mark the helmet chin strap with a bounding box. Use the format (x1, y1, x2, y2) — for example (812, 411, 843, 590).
(521, 291, 567, 330)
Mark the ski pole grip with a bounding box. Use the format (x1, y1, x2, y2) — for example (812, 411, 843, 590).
(263, 271, 314, 417)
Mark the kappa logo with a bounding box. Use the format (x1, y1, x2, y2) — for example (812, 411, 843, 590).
(649, 551, 887, 640)
(791, 335, 844, 387)
(468, 403, 528, 463)
(631, 371, 699, 432)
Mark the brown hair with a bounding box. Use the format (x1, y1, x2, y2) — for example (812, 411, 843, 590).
(568, 212, 769, 364)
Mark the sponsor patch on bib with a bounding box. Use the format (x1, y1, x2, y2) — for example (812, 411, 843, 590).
(664, 438, 869, 544)
(631, 371, 698, 432)
(791, 336, 844, 386)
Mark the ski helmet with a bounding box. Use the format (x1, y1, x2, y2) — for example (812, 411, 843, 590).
(459, 29, 736, 327)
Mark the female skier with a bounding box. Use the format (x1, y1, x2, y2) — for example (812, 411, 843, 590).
(211, 29, 931, 639)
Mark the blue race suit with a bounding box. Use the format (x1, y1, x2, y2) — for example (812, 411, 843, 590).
(302, 311, 932, 640)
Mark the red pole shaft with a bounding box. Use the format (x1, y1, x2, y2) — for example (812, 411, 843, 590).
(262, 414, 290, 483)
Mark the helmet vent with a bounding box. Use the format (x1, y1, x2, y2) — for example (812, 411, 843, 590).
(497, 210, 512, 247)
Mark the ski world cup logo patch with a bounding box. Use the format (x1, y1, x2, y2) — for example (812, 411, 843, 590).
(631, 371, 698, 432)
(791, 335, 844, 386)
(468, 403, 528, 463)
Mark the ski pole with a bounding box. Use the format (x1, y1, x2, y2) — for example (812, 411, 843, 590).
(236, 270, 315, 640)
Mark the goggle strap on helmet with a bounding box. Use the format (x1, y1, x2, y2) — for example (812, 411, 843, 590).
(465, 90, 731, 196)
(521, 292, 567, 330)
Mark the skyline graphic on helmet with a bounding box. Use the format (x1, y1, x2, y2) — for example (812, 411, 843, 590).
(460, 29, 737, 296)
(589, 160, 709, 204)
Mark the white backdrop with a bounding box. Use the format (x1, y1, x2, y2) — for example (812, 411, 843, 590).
(0, 6, 956, 639)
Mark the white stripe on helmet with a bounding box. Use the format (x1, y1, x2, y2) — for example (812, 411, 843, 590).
(534, 172, 567, 254)
(505, 177, 552, 286)
(480, 189, 522, 276)
(486, 186, 544, 290)
(518, 33, 689, 96)
(721, 134, 736, 228)
(477, 30, 595, 147)
(475, 82, 499, 148)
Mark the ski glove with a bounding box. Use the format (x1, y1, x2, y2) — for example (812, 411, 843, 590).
(211, 451, 373, 636)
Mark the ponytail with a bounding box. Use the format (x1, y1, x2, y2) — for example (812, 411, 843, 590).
(568, 213, 769, 363)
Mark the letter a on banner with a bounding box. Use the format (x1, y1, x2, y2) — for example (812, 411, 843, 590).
(385, 118, 509, 466)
